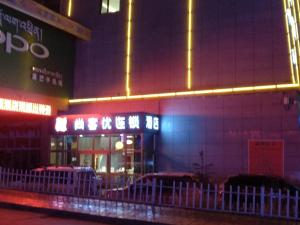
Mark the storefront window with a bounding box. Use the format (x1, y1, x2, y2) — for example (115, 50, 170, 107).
(95, 154, 107, 172)
(111, 150, 124, 173)
(50, 152, 56, 165)
(78, 136, 93, 150)
(50, 132, 156, 175)
(94, 135, 109, 150)
(80, 154, 92, 167)
(111, 135, 122, 151)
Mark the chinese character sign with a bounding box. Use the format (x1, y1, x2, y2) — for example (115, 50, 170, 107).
(88, 117, 98, 131)
(146, 115, 159, 131)
(146, 115, 153, 129)
(128, 115, 140, 129)
(102, 117, 112, 130)
(54, 113, 159, 133)
(74, 118, 84, 131)
(55, 117, 67, 132)
(115, 116, 126, 129)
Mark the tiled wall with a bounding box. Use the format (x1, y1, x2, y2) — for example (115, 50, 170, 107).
(69, 0, 299, 180)
(72, 0, 290, 98)
(69, 91, 300, 180)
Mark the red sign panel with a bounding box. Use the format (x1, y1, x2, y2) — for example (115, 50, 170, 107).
(248, 140, 284, 177)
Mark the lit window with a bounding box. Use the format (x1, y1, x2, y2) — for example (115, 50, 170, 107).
(101, 0, 120, 14)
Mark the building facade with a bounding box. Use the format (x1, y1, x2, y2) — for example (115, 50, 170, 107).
(0, 0, 300, 181)
(68, 0, 300, 181)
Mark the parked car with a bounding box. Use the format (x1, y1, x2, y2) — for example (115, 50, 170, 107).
(219, 174, 300, 211)
(28, 166, 102, 195)
(222, 174, 300, 193)
(106, 172, 212, 207)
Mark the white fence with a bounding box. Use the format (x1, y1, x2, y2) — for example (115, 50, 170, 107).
(0, 167, 299, 221)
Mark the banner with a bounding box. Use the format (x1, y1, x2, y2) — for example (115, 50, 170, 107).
(248, 140, 284, 177)
(0, 3, 75, 98)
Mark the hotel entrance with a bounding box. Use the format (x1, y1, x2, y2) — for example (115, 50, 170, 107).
(51, 113, 159, 176)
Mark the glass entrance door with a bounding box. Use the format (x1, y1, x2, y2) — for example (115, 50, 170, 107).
(50, 133, 156, 175)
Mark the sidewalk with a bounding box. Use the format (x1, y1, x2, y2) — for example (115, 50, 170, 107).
(0, 189, 295, 225)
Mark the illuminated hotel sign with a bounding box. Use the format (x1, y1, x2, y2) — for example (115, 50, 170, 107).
(0, 98, 51, 116)
(54, 113, 159, 133)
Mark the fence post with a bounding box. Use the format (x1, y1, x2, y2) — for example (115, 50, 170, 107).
(88, 174, 91, 197)
(186, 182, 189, 208)
(98, 176, 103, 199)
(127, 178, 131, 201)
(7, 168, 11, 188)
(146, 178, 149, 203)
(38, 171, 42, 192)
(229, 185, 232, 212)
(221, 187, 225, 210)
(133, 177, 137, 202)
(83, 173, 87, 196)
(214, 184, 218, 210)
(0, 167, 2, 187)
(269, 188, 273, 217)
(179, 181, 182, 207)
(260, 186, 265, 217)
(237, 186, 240, 212)
(286, 190, 290, 219)
(115, 177, 119, 201)
(252, 187, 256, 214)
(139, 178, 143, 202)
(172, 180, 176, 206)
(47, 171, 51, 193)
(278, 189, 282, 217)
(199, 183, 203, 209)
(18, 169, 22, 190)
(244, 186, 248, 213)
(295, 191, 298, 219)
(121, 176, 125, 201)
(6, 168, 11, 188)
(62, 171, 66, 195)
(151, 177, 156, 205)
(24, 170, 28, 190)
(192, 182, 196, 209)
(33, 170, 37, 191)
(206, 184, 210, 209)
(159, 179, 163, 205)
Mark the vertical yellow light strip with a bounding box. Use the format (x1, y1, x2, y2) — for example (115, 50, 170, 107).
(67, 0, 72, 17)
(126, 0, 133, 96)
(187, 0, 193, 89)
(291, 0, 300, 84)
(295, 0, 300, 84)
(283, 0, 296, 84)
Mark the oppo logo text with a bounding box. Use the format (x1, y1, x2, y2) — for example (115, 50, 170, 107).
(0, 30, 49, 59)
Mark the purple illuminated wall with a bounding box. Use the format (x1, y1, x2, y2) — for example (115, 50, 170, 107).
(72, 0, 290, 97)
(70, 0, 300, 180)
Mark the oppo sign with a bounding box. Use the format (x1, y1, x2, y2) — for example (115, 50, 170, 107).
(0, 30, 49, 59)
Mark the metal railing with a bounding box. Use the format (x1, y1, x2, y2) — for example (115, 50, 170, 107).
(0, 167, 299, 220)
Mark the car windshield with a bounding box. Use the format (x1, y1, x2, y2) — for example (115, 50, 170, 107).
(78, 171, 97, 179)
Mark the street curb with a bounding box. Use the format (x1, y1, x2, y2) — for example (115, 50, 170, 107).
(0, 201, 170, 225)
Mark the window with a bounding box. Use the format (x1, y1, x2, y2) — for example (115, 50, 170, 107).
(101, 0, 120, 14)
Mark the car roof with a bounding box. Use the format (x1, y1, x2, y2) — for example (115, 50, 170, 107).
(145, 172, 196, 177)
(225, 174, 300, 190)
(33, 166, 95, 172)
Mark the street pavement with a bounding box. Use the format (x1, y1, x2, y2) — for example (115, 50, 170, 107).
(0, 207, 111, 225)
(0, 189, 298, 225)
